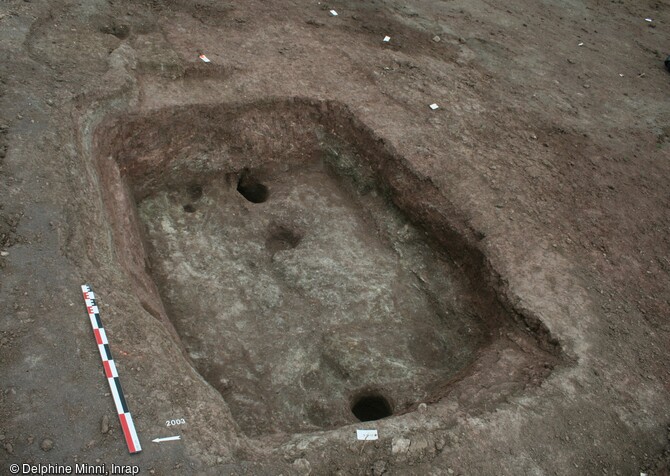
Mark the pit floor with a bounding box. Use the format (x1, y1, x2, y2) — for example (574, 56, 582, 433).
(139, 159, 487, 435)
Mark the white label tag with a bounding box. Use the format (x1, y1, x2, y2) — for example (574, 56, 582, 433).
(356, 429, 378, 440)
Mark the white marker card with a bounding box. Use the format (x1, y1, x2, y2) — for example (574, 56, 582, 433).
(356, 429, 378, 440)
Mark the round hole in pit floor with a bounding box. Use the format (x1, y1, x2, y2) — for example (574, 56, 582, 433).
(183, 204, 196, 213)
(237, 170, 269, 203)
(351, 393, 393, 422)
(237, 182, 269, 204)
(266, 223, 303, 254)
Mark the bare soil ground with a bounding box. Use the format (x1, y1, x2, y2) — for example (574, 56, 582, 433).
(1, 0, 669, 475)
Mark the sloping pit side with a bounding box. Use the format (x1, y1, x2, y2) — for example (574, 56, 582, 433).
(92, 97, 563, 436)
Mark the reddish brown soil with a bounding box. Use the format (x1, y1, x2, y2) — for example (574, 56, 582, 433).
(1, 0, 669, 475)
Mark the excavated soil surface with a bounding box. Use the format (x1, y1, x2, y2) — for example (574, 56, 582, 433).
(1, 0, 669, 474)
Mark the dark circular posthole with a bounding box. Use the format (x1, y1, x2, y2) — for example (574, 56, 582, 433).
(351, 393, 393, 422)
(237, 169, 269, 203)
(183, 204, 196, 213)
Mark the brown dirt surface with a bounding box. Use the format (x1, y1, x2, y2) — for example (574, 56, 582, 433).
(1, 0, 669, 475)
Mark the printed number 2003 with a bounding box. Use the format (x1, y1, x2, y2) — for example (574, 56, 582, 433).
(166, 418, 186, 427)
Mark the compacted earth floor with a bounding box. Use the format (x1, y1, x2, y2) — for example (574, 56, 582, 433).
(1, 0, 669, 475)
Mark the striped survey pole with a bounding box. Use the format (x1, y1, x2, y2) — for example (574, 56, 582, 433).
(81, 285, 142, 454)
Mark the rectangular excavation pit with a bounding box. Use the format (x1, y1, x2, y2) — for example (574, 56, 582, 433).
(92, 98, 563, 437)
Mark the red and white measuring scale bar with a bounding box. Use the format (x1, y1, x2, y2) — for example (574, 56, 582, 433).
(81, 285, 142, 454)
